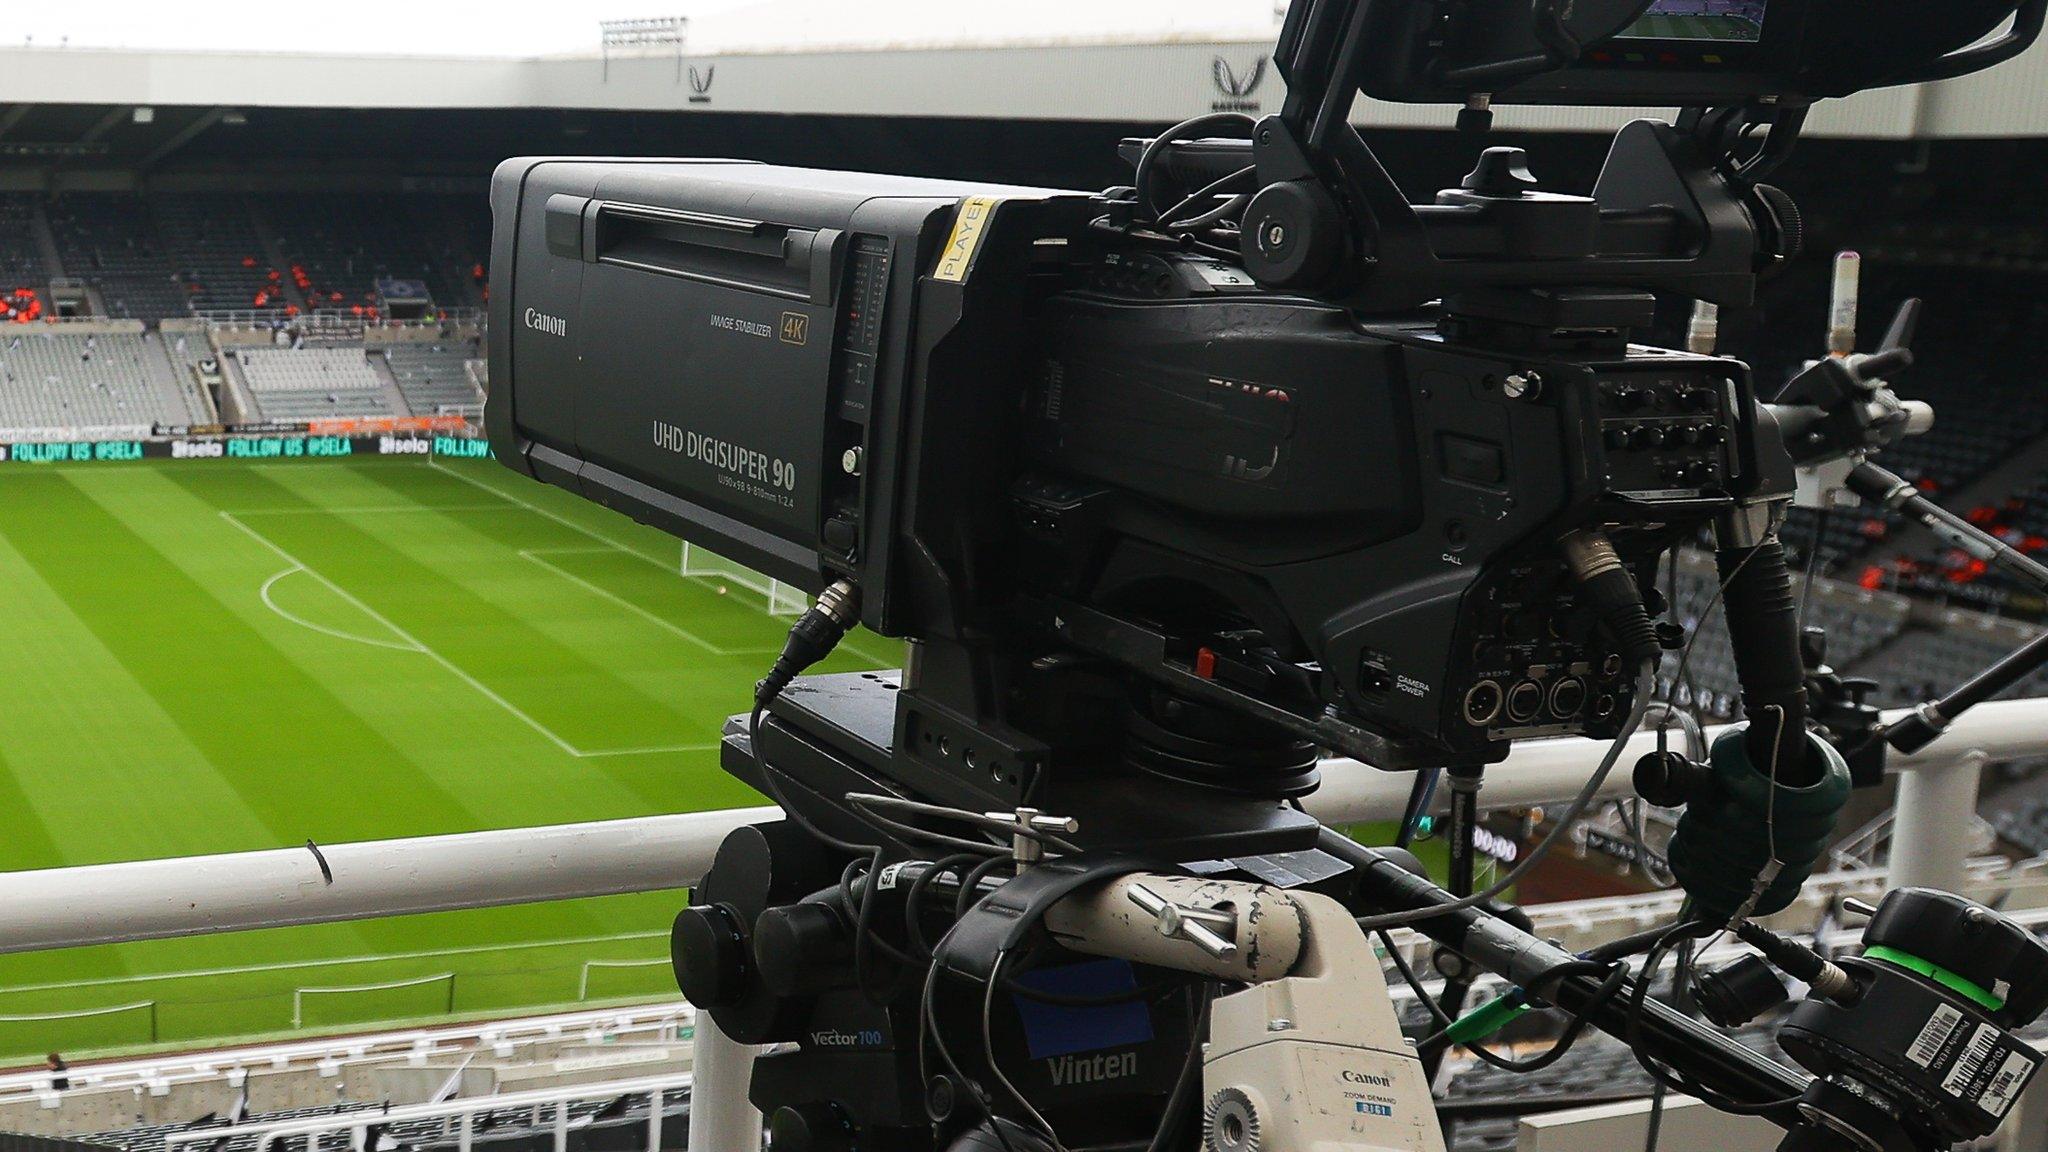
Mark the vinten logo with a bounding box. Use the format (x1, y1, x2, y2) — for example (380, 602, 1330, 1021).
(1046, 1052, 1137, 1086)
(524, 308, 567, 337)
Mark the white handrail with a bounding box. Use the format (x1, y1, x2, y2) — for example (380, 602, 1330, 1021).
(155, 1071, 693, 1152)
(0, 699, 2037, 958)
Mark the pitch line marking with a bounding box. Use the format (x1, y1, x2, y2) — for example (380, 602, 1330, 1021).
(431, 461, 897, 667)
(260, 567, 421, 653)
(0, 932, 670, 997)
(518, 550, 776, 659)
(220, 512, 706, 760)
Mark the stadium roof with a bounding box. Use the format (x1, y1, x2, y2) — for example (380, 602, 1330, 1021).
(0, 0, 2041, 140)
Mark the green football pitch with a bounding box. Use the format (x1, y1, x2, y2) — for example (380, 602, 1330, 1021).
(0, 454, 899, 1065)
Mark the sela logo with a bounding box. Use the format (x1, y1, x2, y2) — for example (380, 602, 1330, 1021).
(379, 436, 432, 456)
(1211, 55, 1268, 112)
(171, 439, 224, 459)
(688, 64, 715, 104)
(523, 307, 567, 337)
(1047, 1052, 1137, 1086)
(808, 1028, 884, 1048)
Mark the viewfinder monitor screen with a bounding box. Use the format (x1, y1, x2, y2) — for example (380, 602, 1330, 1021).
(1619, 0, 1768, 42)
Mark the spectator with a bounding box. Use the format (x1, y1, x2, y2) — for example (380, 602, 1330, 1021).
(47, 1053, 69, 1090)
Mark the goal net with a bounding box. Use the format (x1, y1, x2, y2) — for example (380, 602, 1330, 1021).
(680, 543, 807, 616)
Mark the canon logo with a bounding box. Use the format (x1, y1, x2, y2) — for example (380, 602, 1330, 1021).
(524, 308, 568, 337)
(1342, 1070, 1394, 1087)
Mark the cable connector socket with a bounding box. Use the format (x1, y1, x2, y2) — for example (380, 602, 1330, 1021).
(755, 579, 862, 708)
(1560, 530, 1661, 667)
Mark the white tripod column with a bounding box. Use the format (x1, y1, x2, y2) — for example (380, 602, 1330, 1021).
(690, 1011, 764, 1150)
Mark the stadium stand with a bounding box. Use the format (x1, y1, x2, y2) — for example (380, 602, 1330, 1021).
(45, 195, 187, 322)
(381, 341, 484, 416)
(0, 194, 47, 295)
(267, 195, 487, 315)
(152, 195, 285, 315)
(0, 328, 202, 437)
(38, 193, 485, 324)
(1850, 614, 2048, 707)
(0, 1006, 692, 1142)
(232, 347, 399, 423)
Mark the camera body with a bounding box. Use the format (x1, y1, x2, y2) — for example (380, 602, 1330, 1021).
(488, 161, 1769, 774)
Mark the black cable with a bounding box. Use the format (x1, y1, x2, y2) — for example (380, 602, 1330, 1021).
(1142, 986, 1214, 1152)
(1416, 965, 1631, 1076)
(906, 853, 981, 961)
(1155, 166, 1256, 231)
(919, 923, 1024, 1152)
(984, 952, 1067, 1150)
(1379, 930, 1458, 1034)
(1797, 508, 1829, 635)
(1643, 937, 1696, 1152)
(1395, 768, 1441, 850)
(1624, 921, 1803, 1116)
(1132, 113, 1257, 222)
(958, 855, 1014, 921)
(747, 706, 870, 855)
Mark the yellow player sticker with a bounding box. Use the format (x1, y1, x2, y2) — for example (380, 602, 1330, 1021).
(934, 196, 1002, 283)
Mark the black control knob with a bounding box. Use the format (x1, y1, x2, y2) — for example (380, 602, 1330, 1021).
(769, 1102, 856, 1152)
(1866, 888, 2048, 1027)
(1685, 389, 1718, 412)
(1694, 954, 1790, 1028)
(1677, 425, 1704, 446)
(1634, 750, 1709, 808)
(1613, 387, 1650, 412)
(1639, 425, 1669, 448)
(1461, 147, 1543, 198)
(1241, 181, 1343, 290)
(753, 902, 858, 997)
(1605, 426, 1634, 450)
(671, 903, 749, 1008)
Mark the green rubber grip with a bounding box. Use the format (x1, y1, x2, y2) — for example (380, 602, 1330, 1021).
(1665, 725, 1852, 924)
(1865, 945, 2005, 1011)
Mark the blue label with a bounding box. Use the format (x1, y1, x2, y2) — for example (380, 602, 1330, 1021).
(1008, 960, 1154, 1060)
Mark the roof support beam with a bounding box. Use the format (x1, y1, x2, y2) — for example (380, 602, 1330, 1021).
(136, 106, 228, 174)
(0, 105, 28, 142)
(75, 105, 130, 145)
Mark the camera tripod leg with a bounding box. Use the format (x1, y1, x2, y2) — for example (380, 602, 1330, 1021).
(689, 1011, 763, 1151)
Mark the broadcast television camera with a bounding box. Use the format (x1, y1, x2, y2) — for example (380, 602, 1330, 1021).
(486, 1, 2048, 1149)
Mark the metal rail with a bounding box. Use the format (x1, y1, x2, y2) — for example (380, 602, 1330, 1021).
(0, 701, 2031, 955)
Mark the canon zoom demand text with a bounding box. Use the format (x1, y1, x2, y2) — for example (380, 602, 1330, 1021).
(654, 421, 797, 509)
